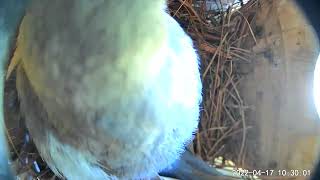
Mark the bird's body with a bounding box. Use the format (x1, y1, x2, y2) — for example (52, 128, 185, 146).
(12, 0, 202, 179)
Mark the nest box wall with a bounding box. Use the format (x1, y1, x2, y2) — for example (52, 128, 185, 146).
(240, 0, 320, 171)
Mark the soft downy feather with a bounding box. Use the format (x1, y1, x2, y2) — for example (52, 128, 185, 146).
(13, 0, 202, 179)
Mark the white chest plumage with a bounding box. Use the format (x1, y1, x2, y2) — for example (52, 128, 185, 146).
(12, 1, 202, 179)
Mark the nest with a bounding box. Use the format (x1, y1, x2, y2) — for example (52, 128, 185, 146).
(167, 0, 259, 171)
(5, 0, 260, 179)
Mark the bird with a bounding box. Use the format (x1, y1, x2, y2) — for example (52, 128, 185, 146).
(3, 0, 213, 179)
(3, 1, 320, 179)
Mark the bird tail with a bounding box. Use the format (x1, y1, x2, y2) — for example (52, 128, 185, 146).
(159, 149, 226, 180)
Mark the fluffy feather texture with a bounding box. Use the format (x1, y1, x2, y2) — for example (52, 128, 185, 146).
(12, 0, 202, 179)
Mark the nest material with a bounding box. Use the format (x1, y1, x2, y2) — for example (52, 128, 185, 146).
(168, 0, 258, 168)
(5, 0, 260, 179)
